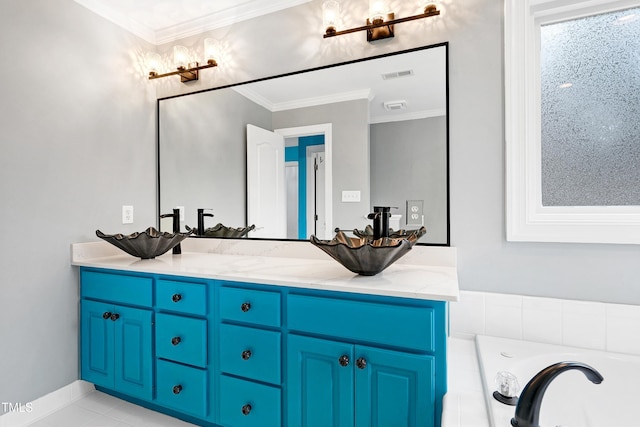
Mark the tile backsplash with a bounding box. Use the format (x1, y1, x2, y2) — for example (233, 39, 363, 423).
(450, 290, 640, 356)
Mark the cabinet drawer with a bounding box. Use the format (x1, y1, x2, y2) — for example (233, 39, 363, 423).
(219, 324, 281, 385)
(287, 294, 435, 352)
(219, 287, 281, 327)
(156, 313, 207, 368)
(219, 375, 281, 427)
(81, 270, 152, 307)
(156, 359, 207, 419)
(157, 279, 207, 316)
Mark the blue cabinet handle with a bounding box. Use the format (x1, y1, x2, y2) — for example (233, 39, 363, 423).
(102, 312, 111, 320)
(110, 313, 120, 322)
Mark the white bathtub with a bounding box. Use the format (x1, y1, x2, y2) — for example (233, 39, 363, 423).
(476, 335, 640, 427)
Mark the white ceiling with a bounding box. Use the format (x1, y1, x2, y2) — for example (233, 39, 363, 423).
(232, 46, 447, 124)
(74, 0, 312, 45)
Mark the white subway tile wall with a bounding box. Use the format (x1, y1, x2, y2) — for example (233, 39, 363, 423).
(450, 290, 640, 355)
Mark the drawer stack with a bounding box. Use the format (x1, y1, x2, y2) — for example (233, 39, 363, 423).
(154, 279, 208, 419)
(218, 286, 282, 427)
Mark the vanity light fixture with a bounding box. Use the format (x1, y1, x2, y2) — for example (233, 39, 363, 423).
(322, 0, 440, 42)
(147, 38, 218, 83)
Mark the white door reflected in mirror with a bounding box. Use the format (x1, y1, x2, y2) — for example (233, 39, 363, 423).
(246, 124, 286, 238)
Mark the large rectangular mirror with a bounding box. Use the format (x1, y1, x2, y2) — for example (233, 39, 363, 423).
(158, 43, 449, 245)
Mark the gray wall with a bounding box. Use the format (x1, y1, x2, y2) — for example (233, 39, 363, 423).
(273, 99, 371, 231)
(4, 0, 640, 413)
(0, 0, 156, 412)
(371, 117, 448, 244)
(152, 0, 640, 303)
(159, 88, 272, 228)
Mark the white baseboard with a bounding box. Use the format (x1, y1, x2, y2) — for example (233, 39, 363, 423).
(0, 380, 95, 427)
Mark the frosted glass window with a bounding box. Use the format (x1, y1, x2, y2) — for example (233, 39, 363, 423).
(540, 8, 640, 206)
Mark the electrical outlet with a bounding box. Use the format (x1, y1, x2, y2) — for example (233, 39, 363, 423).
(176, 206, 185, 221)
(122, 205, 134, 224)
(406, 200, 424, 226)
(341, 190, 361, 203)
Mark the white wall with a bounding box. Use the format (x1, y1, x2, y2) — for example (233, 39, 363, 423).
(0, 0, 156, 413)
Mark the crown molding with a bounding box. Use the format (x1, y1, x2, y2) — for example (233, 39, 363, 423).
(74, 0, 312, 45)
(232, 86, 373, 112)
(369, 108, 447, 124)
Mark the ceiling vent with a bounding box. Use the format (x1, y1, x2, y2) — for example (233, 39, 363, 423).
(381, 70, 414, 80)
(383, 100, 408, 111)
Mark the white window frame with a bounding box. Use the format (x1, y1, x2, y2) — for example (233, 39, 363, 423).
(505, 0, 640, 244)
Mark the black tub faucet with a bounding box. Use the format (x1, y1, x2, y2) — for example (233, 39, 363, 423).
(160, 208, 182, 254)
(511, 361, 603, 427)
(197, 209, 214, 236)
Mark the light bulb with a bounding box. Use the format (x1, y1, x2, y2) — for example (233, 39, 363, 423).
(145, 52, 161, 76)
(323, 1, 340, 35)
(204, 38, 217, 65)
(369, 0, 390, 24)
(173, 45, 189, 70)
(418, 1, 438, 13)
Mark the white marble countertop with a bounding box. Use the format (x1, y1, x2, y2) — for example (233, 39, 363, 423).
(71, 239, 459, 302)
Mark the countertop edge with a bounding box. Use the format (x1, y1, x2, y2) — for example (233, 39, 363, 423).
(71, 242, 459, 302)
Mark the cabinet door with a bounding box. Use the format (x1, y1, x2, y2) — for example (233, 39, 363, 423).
(81, 300, 114, 388)
(287, 335, 354, 427)
(354, 346, 435, 427)
(113, 305, 153, 400)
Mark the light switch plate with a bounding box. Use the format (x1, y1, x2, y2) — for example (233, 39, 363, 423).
(342, 190, 361, 203)
(406, 200, 424, 226)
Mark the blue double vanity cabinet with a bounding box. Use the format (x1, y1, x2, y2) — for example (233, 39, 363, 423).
(74, 241, 458, 427)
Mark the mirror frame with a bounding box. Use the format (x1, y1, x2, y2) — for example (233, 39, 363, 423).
(157, 42, 450, 246)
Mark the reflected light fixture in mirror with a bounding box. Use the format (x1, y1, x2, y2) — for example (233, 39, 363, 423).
(147, 39, 219, 83)
(322, 0, 440, 41)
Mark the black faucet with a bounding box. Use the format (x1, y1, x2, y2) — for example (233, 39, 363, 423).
(367, 206, 391, 240)
(197, 209, 214, 236)
(160, 208, 182, 254)
(511, 361, 603, 427)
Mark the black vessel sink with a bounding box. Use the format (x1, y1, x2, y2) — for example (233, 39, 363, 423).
(352, 225, 427, 240)
(96, 227, 193, 259)
(190, 223, 256, 238)
(310, 227, 426, 276)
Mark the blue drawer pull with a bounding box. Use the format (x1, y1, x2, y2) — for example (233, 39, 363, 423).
(172, 385, 182, 395)
(171, 336, 181, 346)
(172, 293, 182, 303)
(241, 404, 252, 415)
(241, 350, 252, 360)
(241, 302, 251, 312)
